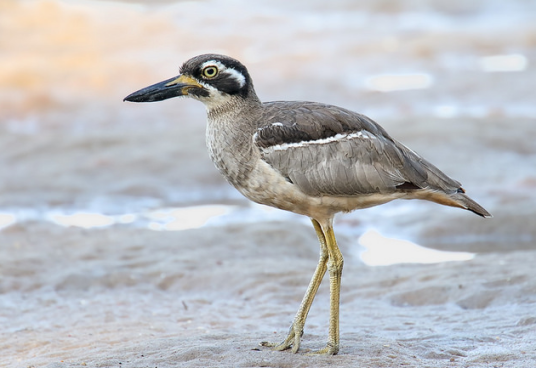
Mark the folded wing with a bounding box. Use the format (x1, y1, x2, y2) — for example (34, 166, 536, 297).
(255, 101, 462, 197)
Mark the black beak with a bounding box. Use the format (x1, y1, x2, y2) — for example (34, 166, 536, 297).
(123, 75, 203, 103)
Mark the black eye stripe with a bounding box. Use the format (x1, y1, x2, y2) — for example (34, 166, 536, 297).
(182, 56, 251, 98)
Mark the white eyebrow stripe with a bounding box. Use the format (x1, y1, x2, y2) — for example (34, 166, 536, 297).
(225, 68, 246, 88)
(200, 60, 246, 88)
(201, 60, 227, 70)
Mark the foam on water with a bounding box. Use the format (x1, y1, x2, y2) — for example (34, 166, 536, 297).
(145, 205, 233, 231)
(478, 54, 528, 72)
(47, 212, 117, 229)
(358, 229, 474, 266)
(365, 73, 434, 92)
(0, 213, 17, 230)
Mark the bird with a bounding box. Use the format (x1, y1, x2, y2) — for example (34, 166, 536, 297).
(124, 54, 491, 355)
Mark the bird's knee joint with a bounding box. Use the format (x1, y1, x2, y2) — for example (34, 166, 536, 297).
(291, 320, 304, 334)
(327, 256, 344, 273)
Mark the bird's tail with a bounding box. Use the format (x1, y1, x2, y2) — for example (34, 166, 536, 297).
(450, 192, 492, 218)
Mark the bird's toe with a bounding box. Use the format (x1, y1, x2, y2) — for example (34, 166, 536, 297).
(260, 325, 303, 353)
(307, 343, 339, 356)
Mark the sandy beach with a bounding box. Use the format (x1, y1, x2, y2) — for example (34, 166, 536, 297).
(1, 0, 536, 367)
(3, 221, 536, 367)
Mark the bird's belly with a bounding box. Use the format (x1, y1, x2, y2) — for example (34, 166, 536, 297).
(239, 160, 405, 219)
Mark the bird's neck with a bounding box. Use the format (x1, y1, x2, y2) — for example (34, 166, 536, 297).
(205, 96, 262, 189)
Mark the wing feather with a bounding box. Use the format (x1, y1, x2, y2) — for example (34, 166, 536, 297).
(255, 101, 461, 197)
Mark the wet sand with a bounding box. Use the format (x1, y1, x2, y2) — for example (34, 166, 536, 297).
(3, 222, 536, 367)
(2, 0, 536, 367)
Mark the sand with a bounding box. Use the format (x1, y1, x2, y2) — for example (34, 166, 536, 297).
(2, 222, 536, 367)
(1, 0, 536, 367)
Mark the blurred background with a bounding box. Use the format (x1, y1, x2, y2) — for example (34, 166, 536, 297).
(2, 1, 536, 366)
(1, 0, 535, 251)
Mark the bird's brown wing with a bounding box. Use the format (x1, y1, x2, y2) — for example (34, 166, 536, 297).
(255, 101, 461, 197)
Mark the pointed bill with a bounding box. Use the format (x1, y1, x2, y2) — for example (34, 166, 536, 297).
(124, 75, 203, 102)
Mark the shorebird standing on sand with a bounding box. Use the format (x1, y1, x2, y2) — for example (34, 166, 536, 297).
(124, 54, 491, 355)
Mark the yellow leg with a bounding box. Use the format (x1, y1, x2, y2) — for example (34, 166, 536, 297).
(261, 218, 328, 353)
(311, 221, 343, 355)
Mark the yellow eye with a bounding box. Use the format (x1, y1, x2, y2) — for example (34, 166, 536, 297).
(202, 66, 219, 78)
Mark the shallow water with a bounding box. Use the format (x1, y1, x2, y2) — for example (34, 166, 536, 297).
(0, 203, 478, 266)
(1, 0, 536, 366)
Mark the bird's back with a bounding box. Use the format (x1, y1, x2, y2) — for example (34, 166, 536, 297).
(254, 101, 490, 217)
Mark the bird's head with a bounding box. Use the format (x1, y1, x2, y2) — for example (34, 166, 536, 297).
(124, 54, 256, 109)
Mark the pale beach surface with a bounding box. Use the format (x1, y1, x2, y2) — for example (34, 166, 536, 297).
(1, 1, 535, 367)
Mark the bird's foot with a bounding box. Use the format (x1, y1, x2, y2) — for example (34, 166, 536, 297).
(307, 342, 339, 356)
(260, 324, 303, 354)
